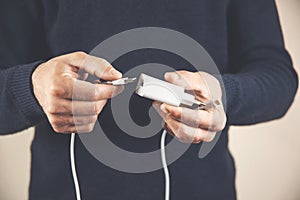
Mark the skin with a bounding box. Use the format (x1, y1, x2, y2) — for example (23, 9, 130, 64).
(32, 51, 124, 134)
(152, 70, 227, 144)
(32, 52, 226, 143)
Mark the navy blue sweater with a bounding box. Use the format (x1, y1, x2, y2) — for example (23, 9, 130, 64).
(0, 0, 298, 199)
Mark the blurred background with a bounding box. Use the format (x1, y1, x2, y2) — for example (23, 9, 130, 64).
(0, 0, 299, 199)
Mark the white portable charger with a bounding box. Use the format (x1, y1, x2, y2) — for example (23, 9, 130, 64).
(135, 73, 201, 106)
(135, 73, 219, 110)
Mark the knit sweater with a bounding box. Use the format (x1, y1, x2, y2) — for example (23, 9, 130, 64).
(0, 0, 298, 199)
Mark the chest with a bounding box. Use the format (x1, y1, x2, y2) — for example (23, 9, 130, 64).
(43, 0, 230, 72)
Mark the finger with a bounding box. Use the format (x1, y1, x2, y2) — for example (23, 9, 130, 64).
(58, 52, 122, 80)
(48, 114, 98, 128)
(165, 116, 194, 143)
(164, 70, 204, 91)
(72, 79, 124, 100)
(160, 103, 221, 131)
(164, 71, 223, 102)
(163, 122, 175, 137)
(162, 103, 226, 131)
(73, 100, 107, 116)
(53, 123, 97, 134)
(162, 103, 210, 129)
(152, 101, 167, 119)
(75, 123, 97, 133)
(153, 101, 176, 137)
(50, 78, 124, 100)
(165, 116, 217, 143)
(45, 99, 107, 116)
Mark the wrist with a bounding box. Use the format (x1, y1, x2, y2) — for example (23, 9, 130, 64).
(9, 61, 46, 125)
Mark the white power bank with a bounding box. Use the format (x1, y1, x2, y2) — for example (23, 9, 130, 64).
(135, 73, 202, 107)
(135, 73, 220, 110)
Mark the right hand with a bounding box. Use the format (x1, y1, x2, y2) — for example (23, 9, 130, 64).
(32, 52, 123, 134)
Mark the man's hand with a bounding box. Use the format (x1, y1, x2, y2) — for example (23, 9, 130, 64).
(153, 70, 227, 144)
(32, 52, 123, 134)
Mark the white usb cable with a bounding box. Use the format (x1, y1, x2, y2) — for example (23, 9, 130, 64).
(70, 77, 137, 200)
(70, 130, 170, 200)
(70, 133, 81, 200)
(160, 129, 170, 200)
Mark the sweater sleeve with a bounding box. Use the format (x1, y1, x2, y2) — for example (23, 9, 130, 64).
(0, 0, 50, 134)
(222, 0, 298, 125)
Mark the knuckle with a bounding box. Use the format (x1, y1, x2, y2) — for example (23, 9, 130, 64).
(49, 84, 65, 97)
(90, 115, 98, 123)
(193, 138, 202, 144)
(74, 51, 87, 59)
(93, 87, 99, 100)
(86, 123, 95, 132)
(49, 60, 64, 73)
(93, 102, 102, 114)
(165, 115, 172, 123)
(209, 123, 217, 131)
(94, 86, 104, 100)
(178, 70, 188, 75)
(104, 65, 113, 74)
(203, 117, 213, 129)
(169, 109, 179, 118)
(195, 135, 204, 143)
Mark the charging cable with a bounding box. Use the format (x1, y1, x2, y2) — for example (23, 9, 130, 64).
(70, 130, 170, 200)
(160, 129, 170, 200)
(70, 77, 137, 200)
(70, 133, 81, 200)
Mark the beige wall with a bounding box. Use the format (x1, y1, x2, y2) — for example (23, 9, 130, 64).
(230, 0, 300, 200)
(0, 0, 299, 199)
(0, 128, 34, 200)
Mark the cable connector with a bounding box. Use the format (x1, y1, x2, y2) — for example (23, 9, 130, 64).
(103, 77, 137, 85)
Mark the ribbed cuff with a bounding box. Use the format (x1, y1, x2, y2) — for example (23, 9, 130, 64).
(214, 74, 240, 116)
(9, 61, 46, 126)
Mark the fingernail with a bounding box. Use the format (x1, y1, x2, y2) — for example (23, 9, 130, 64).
(110, 68, 122, 77)
(160, 104, 168, 114)
(165, 72, 179, 81)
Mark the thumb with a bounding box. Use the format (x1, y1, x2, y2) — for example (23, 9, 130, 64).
(164, 71, 194, 90)
(58, 52, 122, 80)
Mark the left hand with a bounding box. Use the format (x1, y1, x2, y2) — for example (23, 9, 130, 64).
(153, 70, 227, 144)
